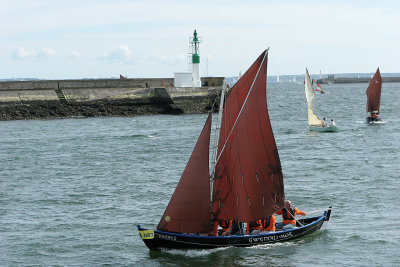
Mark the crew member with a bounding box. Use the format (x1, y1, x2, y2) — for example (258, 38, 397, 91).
(276, 200, 306, 230)
(247, 220, 263, 235)
(262, 215, 276, 232)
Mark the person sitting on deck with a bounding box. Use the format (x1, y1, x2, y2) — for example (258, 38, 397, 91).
(276, 200, 306, 230)
(213, 220, 241, 236)
(329, 119, 336, 126)
(227, 220, 241, 235)
(247, 220, 263, 235)
(322, 118, 327, 127)
(368, 112, 381, 122)
(211, 219, 219, 236)
(261, 215, 276, 233)
(246, 215, 276, 235)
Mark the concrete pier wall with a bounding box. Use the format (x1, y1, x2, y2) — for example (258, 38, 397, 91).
(317, 76, 400, 84)
(0, 77, 224, 120)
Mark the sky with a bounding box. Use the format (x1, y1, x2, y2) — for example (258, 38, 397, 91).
(1, 0, 400, 79)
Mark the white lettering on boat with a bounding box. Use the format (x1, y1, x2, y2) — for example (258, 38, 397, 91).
(156, 233, 177, 241)
(248, 232, 293, 243)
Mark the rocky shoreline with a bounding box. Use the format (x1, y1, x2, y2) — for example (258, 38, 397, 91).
(0, 95, 218, 121)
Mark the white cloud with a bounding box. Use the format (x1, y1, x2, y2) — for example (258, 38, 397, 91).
(12, 46, 56, 60)
(12, 46, 36, 59)
(150, 53, 186, 64)
(99, 45, 133, 62)
(69, 51, 81, 59)
(37, 48, 57, 58)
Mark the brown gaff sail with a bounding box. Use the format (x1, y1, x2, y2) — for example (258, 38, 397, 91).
(157, 113, 212, 233)
(366, 68, 382, 115)
(212, 50, 285, 223)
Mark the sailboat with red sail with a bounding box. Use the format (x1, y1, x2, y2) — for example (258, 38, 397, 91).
(366, 68, 383, 124)
(316, 83, 326, 94)
(137, 50, 332, 250)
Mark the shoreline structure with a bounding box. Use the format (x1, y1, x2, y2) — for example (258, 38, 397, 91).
(317, 75, 400, 84)
(1, 75, 399, 121)
(0, 77, 224, 121)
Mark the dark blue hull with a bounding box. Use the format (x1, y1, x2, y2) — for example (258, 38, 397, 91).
(366, 116, 382, 123)
(138, 207, 332, 250)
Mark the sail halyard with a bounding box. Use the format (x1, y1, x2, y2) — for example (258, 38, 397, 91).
(305, 69, 324, 126)
(366, 68, 382, 115)
(157, 113, 213, 234)
(212, 50, 285, 223)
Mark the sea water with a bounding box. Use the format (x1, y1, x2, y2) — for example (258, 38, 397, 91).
(1, 82, 399, 266)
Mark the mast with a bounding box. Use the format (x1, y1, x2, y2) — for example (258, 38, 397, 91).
(210, 80, 227, 203)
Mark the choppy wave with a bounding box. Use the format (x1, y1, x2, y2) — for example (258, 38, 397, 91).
(1, 83, 399, 266)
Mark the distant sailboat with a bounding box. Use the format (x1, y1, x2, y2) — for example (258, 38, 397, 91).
(305, 69, 337, 132)
(276, 72, 281, 83)
(366, 68, 383, 124)
(316, 83, 326, 94)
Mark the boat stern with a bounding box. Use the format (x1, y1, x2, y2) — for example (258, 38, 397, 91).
(324, 206, 332, 221)
(321, 206, 332, 229)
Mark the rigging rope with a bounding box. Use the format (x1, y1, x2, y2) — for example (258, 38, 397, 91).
(286, 209, 304, 227)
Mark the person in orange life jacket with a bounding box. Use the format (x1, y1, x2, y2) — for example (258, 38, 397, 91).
(276, 200, 306, 230)
(212, 220, 241, 236)
(211, 220, 219, 236)
(226, 220, 241, 236)
(247, 220, 263, 235)
(263, 215, 276, 232)
(246, 215, 275, 235)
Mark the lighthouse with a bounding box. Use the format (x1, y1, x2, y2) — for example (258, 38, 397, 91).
(190, 29, 202, 87)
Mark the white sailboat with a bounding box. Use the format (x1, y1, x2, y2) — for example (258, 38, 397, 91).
(305, 69, 337, 132)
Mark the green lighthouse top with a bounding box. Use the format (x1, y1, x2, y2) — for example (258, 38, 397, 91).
(193, 30, 198, 42)
(191, 29, 201, 64)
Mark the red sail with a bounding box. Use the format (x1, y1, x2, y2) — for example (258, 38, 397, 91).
(212, 50, 285, 223)
(157, 113, 212, 233)
(366, 68, 382, 114)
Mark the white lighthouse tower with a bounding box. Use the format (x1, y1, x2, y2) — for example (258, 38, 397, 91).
(190, 29, 202, 87)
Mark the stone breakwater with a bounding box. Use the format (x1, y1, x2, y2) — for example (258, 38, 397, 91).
(0, 78, 223, 121)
